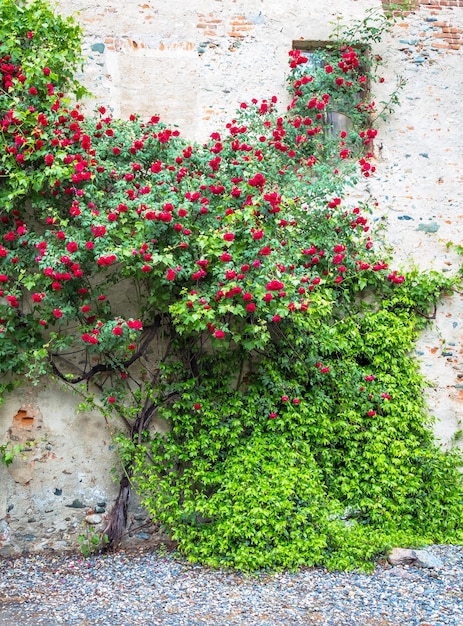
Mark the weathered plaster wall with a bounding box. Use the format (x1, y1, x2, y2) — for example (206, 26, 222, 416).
(369, 2, 463, 447)
(0, 380, 154, 556)
(60, 0, 378, 141)
(1, 0, 463, 555)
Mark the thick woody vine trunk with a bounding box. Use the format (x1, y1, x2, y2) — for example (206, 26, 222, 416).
(101, 325, 183, 551)
(101, 400, 158, 550)
(102, 473, 132, 550)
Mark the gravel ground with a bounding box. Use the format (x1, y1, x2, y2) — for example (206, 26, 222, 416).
(0, 545, 462, 626)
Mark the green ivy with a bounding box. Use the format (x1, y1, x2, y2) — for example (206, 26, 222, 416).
(133, 291, 463, 571)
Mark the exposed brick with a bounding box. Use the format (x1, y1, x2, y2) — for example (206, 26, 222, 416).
(228, 14, 254, 39)
(104, 36, 115, 51)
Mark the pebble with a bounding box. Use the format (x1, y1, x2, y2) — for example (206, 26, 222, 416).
(0, 544, 462, 625)
(85, 514, 103, 525)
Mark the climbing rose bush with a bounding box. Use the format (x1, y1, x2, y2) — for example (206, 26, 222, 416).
(1, 0, 463, 571)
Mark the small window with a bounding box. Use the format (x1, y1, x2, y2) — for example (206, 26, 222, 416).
(291, 40, 371, 138)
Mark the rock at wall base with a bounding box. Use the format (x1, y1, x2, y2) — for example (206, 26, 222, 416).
(387, 547, 443, 569)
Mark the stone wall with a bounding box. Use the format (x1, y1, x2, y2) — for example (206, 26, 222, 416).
(1, 0, 462, 556)
(370, 0, 463, 444)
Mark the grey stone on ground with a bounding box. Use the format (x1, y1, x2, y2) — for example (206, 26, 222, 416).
(387, 547, 444, 569)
